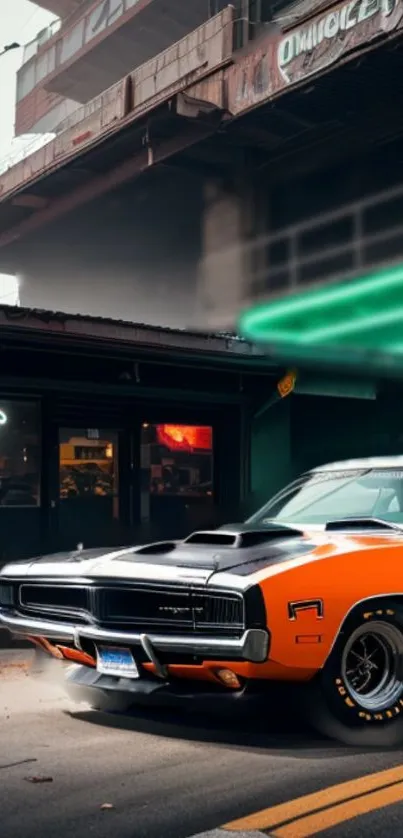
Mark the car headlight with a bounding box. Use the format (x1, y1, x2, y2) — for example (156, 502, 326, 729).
(0, 582, 14, 607)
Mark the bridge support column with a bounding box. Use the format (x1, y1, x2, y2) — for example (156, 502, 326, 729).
(196, 175, 269, 332)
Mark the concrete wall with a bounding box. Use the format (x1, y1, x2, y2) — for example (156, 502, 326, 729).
(17, 167, 260, 331)
(18, 168, 205, 328)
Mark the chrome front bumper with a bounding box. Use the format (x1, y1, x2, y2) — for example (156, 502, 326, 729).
(0, 609, 269, 664)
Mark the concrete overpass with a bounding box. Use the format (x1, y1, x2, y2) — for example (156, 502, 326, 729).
(1, 1, 403, 331)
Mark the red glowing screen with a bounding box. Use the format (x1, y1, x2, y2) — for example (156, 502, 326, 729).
(156, 425, 212, 452)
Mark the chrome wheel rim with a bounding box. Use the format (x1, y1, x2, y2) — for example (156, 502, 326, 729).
(341, 621, 403, 712)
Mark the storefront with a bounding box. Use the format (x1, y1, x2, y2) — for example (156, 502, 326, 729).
(0, 396, 233, 561)
(0, 305, 276, 564)
(0, 304, 400, 565)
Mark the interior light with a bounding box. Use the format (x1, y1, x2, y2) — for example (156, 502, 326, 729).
(0, 410, 7, 425)
(156, 424, 213, 451)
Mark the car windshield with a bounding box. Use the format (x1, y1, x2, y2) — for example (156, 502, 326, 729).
(247, 467, 403, 526)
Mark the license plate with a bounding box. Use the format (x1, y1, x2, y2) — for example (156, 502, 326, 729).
(96, 646, 139, 679)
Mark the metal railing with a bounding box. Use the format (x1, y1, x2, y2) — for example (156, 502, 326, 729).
(22, 19, 62, 63)
(0, 133, 56, 176)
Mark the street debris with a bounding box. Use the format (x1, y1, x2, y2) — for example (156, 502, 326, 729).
(100, 803, 115, 810)
(24, 775, 53, 784)
(0, 758, 37, 771)
(0, 661, 30, 678)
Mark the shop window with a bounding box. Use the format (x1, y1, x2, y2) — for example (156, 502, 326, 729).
(59, 429, 118, 514)
(0, 400, 41, 506)
(141, 424, 213, 498)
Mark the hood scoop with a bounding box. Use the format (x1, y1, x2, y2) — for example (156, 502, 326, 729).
(135, 541, 177, 556)
(132, 523, 305, 559)
(123, 523, 306, 569)
(325, 517, 403, 532)
(111, 521, 311, 574)
(184, 523, 304, 549)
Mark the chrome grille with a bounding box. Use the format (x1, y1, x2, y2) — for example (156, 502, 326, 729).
(192, 594, 244, 627)
(15, 582, 245, 634)
(19, 584, 88, 618)
(100, 587, 244, 630)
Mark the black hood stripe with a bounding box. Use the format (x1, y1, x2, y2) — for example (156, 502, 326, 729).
(115, 536, 316, 575)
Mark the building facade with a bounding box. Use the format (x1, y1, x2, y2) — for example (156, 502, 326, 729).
(15, 0, 234, 136)
(0, 306, 267, 563)
(2, 0, 402, 331)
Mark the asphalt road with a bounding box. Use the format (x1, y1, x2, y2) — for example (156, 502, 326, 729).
(2, 652, 403, 838)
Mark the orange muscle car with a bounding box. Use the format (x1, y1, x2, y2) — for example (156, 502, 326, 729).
(2, 455, 403, 746)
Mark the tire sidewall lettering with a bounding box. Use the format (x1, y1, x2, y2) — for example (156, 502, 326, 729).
(324, 604, 403, 727)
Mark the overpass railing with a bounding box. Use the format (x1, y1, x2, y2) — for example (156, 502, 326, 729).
(0, 5, 235, 199)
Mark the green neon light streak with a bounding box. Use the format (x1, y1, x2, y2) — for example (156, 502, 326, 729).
(238, 264, 403, 359)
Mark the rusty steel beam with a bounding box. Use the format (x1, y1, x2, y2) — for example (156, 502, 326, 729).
(0, 119, 216, 250)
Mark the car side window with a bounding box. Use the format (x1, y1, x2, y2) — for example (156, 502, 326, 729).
(372, 488, 399, 515)
(286, 482, 378, 518)
(386, 494, 399, 512)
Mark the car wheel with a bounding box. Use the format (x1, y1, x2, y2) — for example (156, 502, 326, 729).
(300, 603, 403, 746)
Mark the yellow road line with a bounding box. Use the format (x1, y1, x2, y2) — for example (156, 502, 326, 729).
(223, 765, 403, 832)
(273, 779, 403, 837)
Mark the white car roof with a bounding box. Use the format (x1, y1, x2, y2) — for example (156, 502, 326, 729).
(310, 456, 403, 472)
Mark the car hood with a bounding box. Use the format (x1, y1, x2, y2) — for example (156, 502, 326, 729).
(0, 524, 317, 585)
(1, 523, 400, 588)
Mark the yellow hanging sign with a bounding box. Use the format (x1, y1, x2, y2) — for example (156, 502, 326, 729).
(277, 369, 297, 398)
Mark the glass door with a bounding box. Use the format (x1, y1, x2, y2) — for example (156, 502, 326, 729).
(58, 428, 120, 550)
(140, 422, 216, 540)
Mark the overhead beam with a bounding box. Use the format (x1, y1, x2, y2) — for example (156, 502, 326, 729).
(274, 106, 316, 130)
(11, 194, 49, 209)
(231, 123, 283, 148)
(0, 374, 247, 405)
(0, 117, 218, 250)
